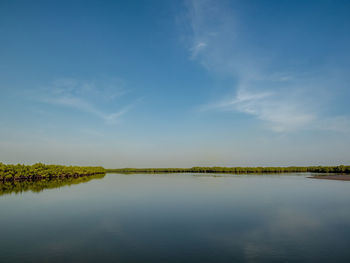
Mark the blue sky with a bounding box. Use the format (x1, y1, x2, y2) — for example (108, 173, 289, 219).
(1, 0, 350, 168)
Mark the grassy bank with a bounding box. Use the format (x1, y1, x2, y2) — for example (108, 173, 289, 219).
(2, 164, 349, 180)
(0, 163, 106, 181)
(107, 165, 350, 174)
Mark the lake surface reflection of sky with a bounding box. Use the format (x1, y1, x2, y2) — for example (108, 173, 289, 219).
(1, 173, 350, 262)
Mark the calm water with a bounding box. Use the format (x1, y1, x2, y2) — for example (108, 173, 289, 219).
(1, 173, 350, 263)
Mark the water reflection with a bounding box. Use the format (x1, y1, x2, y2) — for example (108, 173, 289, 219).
(0, 174, 105, 196)
(1, 173, 350, 263)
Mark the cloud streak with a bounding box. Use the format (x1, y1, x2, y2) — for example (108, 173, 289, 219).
(38, 78, 135, 124)
(204, 87, 315, 132)
(184, 0, 350, 133)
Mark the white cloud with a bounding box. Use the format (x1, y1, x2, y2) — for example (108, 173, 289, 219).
(208, 87, 315, 132)
(37, 78, 135, 124)
(183, 0, 350, 133)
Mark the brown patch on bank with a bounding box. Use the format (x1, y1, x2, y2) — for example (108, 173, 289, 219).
(309, 175, 350, 181)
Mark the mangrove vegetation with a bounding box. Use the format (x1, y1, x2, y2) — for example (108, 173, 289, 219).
(107, 165, 350, 174)
(1, 163, 350, 183)
(0, 163, 105, 181)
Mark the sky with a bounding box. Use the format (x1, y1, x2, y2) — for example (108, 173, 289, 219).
(1, 0, 350, 168)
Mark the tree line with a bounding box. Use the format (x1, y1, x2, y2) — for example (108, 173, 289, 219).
(0, 163, 106, 181)
(2, 163, 349, 180)
(107, 165, 350, 174)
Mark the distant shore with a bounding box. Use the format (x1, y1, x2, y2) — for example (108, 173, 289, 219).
(2, 164, 350, 182)
(106, 165, 350, 174)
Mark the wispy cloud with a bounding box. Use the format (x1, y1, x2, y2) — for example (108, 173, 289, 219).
(191, 42, 207, 58)
(204, 87, 315, 132)
(183, 0, 350, 133)
(37, 78, 135, 124)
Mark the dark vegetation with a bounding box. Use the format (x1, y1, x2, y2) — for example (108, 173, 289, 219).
(0, 163, 105, 181)
(1, 163, 350, 183)
(107, 165, 350, 174)
(0, 173, 105, 196)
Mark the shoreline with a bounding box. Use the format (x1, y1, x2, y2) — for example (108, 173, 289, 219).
(106, 165, 350, 174)
(0, 172, 106, 182)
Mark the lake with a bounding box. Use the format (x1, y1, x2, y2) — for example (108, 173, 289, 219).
(1, 173, 350, 262)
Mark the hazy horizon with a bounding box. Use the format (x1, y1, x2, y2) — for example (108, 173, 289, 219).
(1, 0, 350, 168)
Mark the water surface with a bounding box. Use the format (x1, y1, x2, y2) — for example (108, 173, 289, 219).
(1, 173, 350, 262)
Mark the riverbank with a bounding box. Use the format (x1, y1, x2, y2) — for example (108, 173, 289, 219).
(0, 172, 106, 182)
(107, 165, 350, 174)
(0, 163, 106, 181)
(2, 163, 350, 181)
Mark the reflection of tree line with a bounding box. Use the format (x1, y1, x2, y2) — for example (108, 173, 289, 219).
(0, 163, 106, 181)
(107, 165, 350, 174)
(0, 173, 106, 196)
